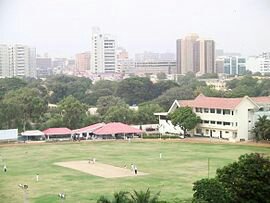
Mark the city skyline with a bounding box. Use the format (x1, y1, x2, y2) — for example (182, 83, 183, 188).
(0, 0, 270, 57)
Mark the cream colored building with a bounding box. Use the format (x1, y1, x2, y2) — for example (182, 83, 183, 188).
(176, 34, 215, 75)
(155, 94, 270, 142)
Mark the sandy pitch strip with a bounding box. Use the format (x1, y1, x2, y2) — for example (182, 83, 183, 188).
(54, 161, 148, 178)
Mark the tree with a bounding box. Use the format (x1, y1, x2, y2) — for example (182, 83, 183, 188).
(97, 191, 130, 203)
(177, 72, 206, 90)
(169, 107, 201, 136)
(97, 96, 127, 116)
(152, 80, 179, 99)
(197, 73, 218, 79)
(130, 189, 161, 203)
(192, 178, 231, 203)
(216, 153, 270, 203)
(2, 87, 48, 131)
(46, 75, 92, 103)
(156, 72, 167, 80)
(97, 189, 163, 203)
(58, 96, 88, 129)
(137, 104, 164, 124)
(253, 115, 270, 141)
(83, 80, 118, 105)
(103, 106, 135, 124)
(115, 77, 155, 105)
(154, 86, 195, 110)
(0, 78, 27, 98)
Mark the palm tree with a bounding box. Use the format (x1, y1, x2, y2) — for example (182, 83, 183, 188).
(253, 115, 270, 141)
(97, 191, 130, 203)
(130, 188, 161, 203)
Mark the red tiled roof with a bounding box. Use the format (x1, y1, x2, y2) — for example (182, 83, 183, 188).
(178, 95, 270, 109)
(251, 96, 270, 104)
(72, 123, 105, 134)
(179, 94, 242, 109)
(93, 122, 143, 135)
(43, 128, 72, 136)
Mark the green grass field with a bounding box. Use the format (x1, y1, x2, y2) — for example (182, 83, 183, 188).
(0, 140, 269, 203)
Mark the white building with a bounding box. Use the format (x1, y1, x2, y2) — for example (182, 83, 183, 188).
(0, 44, 36, 78)
(155, 94, 270, 142)
(247, 53, 270, 75)
(91, 27, 116, 73)
(0, 44, 10, 77)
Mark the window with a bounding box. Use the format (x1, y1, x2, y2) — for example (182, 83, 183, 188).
(210, 109, 215, 113)
(196, 128, 202, 134)
(223, 109, 230, 115)
(231, 111, 234, 115)
(210, 121, 215, 124)
(204, 108, 209, 113)
(225, 131, 229, 133)
(204, 120, 209, 124)
(216, 109, 222, 114)
(223, 122, 230, 126)
(195, 108, 202, 113)
(217, 121, 222, 125)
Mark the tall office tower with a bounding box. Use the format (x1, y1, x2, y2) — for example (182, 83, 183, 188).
(176, 39, 182, 74)
(75, 52, 91, 71)
(9, 45, 37, 78)
(91, 27, 116, 73)
(176, 33, 199, 74)
(0, 44, 10, 77)
(195, 39, 215, 74)
(177, 34, 215, 75)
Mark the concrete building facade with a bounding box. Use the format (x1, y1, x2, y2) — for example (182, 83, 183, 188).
(246, 53, 270, 75)
(91, 27, 116, 73)
(0, 44, 36, 78)
(176, 34, 215, 75)
(0, 44, 10, 77)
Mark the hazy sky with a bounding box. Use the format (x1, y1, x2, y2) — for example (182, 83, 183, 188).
(0, 0, 269, 58)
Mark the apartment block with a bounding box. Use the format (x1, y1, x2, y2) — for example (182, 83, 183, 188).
(91, 27, 116, 73)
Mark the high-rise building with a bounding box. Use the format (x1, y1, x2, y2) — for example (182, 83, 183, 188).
(246, 52, 270, 75)
(0, 44, 36, 78)
(177, 33, 199, 74)
(176, 34, 215, 75)
(75, 52, 91, 72)
(91, 27, 116, 73)
(223, 56, 246, 75)
(0, 44, 10, 77)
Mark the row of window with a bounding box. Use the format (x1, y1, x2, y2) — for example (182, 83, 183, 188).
(200, 120, 237, 126)
(195, 108, 233, 115)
